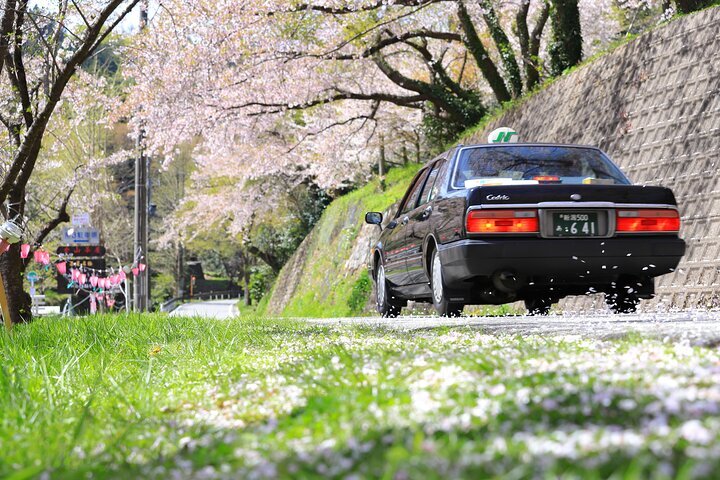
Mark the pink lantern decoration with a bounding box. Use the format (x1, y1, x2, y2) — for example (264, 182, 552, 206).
(132, 267, 139, 277)
(90, 276, 99, 288)
(113, 274, 121, 285)
(71, 269, 80, 281)
(106, 297, 116, 309)
(56, 262, 67, 275)
(119, 270, 127, 281)
(33, 250, 43, 263)
(79, 273, 87, 285)
(90, 294, 97, 314)
(20, 244, 30, 259)
(41, 252, 50, 265)
(138, 263, 146, 272)
(0, 240, 10, 254)
(99, 278, 106, 289)
(95, 293, 104, 304)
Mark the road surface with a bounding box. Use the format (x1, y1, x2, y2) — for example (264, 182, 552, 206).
(170, 300, 720, 344)
(169, 299, 239, 319)
(306, 311, 720, 344)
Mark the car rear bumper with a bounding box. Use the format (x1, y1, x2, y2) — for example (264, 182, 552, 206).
(438, 236, 686, 287)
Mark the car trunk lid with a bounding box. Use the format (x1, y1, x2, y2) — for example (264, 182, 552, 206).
(467, 184, 677, 207)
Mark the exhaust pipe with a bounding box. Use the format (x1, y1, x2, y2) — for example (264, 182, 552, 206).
(492, 270, 524, 293)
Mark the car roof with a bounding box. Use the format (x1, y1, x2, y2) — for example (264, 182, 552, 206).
(455, 142, 603, 150)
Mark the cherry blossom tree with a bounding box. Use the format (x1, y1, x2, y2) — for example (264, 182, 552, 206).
(0, 0, 141, 323)
(123, 0, 655, 271)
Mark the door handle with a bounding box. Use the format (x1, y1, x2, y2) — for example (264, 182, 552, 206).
(422, 206, 433, 219)
(401, 216, 409, 226)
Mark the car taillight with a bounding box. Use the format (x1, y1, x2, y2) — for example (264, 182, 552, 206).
(532, 175, 561, 183)
(616, 209, 680, 233)
(466, 209, 539, 234)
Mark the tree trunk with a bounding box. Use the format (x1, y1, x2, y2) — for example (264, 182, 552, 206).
(549, 0, 582, 76)
(0, 243, 32, 324)
(479, 0, 523, 98)
(243, 252, 251, 307)
(456, 0, 512, 104)
(175, 241, 185, 297)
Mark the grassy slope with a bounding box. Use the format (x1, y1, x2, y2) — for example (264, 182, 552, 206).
(265, 164, 420, 318)
(3, 314, 720, 478)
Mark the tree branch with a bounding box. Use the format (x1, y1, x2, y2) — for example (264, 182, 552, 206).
(284, 0, 444, 15)
(0, 0, 141, 205)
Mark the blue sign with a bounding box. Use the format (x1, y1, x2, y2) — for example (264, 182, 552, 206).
(61, 227, 101, 245)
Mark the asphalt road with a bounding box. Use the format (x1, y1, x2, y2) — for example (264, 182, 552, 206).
(169, 300, 720, 344)
(306, 311, 720, 344)
(169, 299, 239, 319)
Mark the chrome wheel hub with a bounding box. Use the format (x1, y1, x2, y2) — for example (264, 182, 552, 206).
(377, 265, 386, 306)
(432, 253, 443, 304)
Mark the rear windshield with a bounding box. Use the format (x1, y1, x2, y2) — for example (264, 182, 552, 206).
(452, 146, 630, 188)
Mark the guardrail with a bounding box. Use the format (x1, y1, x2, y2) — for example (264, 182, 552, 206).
(160, 290, 241, 313)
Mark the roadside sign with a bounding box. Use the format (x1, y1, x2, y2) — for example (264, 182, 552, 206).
(71, 213, 91, 226)
(61, 226, 100, 245)
(56, 245, 106, 257)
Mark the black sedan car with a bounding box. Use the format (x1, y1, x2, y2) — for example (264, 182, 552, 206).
(365, 143, 686, 317)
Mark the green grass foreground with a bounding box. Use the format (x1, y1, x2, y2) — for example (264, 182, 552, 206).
(2, 314, 720, 479)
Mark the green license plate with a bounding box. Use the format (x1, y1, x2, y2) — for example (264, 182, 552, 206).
(552, 212, 600, 237)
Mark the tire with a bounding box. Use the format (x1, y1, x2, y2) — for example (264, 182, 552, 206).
(606, 292, 639, 314)
(430, 249, 463, 317)
(525, 297, 553, 316)
(375, 263, 402, 318)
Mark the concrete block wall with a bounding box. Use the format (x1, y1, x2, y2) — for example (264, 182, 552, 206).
(464, 7, 720, 308)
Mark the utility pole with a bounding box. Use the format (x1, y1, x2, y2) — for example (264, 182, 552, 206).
(133, 1, 150, 311)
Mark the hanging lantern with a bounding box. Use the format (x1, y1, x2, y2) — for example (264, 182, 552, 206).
(41, 251, 50, 265)
(90, 276, 99, 288)
(119, 270, 127, 281)
(56, 262, 67, 275)
(132, 267, 139, 277)
(138, 263, 146, 272)
(79, 273, 87, 285)
(20, 244, 30, 259)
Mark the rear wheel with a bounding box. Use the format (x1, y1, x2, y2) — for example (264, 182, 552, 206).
(430, 249, 463, 317)
(525, 296, 553, 316)
(606, 292, 639, 314)
(375, 263, 402, 318)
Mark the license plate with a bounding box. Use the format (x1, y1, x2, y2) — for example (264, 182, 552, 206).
(552, 212, 600, 237)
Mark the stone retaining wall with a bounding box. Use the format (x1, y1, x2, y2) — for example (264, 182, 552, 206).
(463, 7, 720, 308)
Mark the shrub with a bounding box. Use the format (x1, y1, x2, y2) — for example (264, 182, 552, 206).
(347, 272, 372, 314)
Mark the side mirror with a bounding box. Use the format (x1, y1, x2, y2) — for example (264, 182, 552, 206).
(365, 212, 383, 225)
